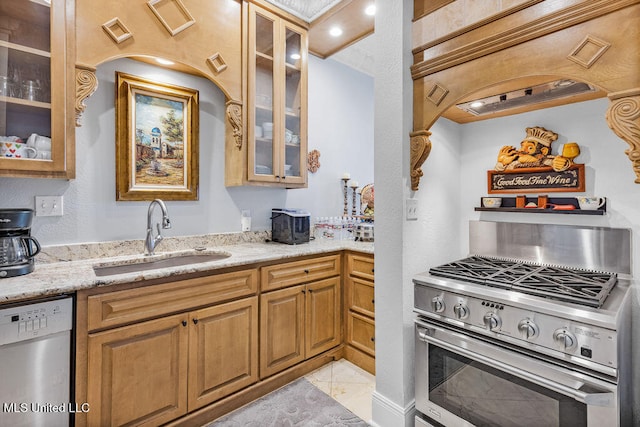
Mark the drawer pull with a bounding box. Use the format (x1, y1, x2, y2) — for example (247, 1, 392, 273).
(193, 318, 199, 325)
(182, 320, 187, 327)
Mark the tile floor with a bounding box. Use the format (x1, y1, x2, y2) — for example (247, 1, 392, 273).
(304, 359, 376, 423)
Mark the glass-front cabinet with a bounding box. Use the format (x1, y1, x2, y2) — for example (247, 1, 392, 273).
(247, 3, 307, 187)
(0, 0, 74, 179)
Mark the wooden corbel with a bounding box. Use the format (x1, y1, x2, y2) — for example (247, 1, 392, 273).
(75, 65, 99, 127)
(410, 129, 432, 191)
(606, 89, 640, 184)
(226, 100, 243, 150)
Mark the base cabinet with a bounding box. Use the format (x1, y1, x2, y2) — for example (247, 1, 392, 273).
(260, 257, 341, 379)
(87, 314, 189, 426)
(345, 253, 375, 374)
(86, 297, 258, 426)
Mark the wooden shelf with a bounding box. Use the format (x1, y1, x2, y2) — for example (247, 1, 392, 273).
(475, 197, 606, 215)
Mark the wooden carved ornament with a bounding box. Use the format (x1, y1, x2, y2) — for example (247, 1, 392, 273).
(307, 149, 321, 173)
(226, 100, 243, 150)
(75, 66, 99, 127)
(606, 90, 640, 184)
(410, 130, 432, 191)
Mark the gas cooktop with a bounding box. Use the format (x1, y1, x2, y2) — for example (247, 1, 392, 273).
(429, 255, 617, 308)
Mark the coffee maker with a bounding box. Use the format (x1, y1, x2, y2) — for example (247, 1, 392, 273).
(0, 209, 41, 278)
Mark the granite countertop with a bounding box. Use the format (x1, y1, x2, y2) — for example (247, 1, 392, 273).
(0, 232, 374, 303)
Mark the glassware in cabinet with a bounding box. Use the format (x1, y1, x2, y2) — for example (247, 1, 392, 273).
(0, 0, 74, 178)
(247, 3, 307, 187)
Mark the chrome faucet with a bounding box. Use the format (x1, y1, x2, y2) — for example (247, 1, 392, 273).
(145, 199, 171, 255)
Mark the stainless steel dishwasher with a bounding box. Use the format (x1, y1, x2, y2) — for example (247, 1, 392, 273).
(0, 296, 73, 427)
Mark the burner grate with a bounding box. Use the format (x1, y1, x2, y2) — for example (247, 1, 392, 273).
(429, 256, 617, 308)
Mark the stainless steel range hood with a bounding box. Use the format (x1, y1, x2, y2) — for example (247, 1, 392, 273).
(456, 80, 597, 116)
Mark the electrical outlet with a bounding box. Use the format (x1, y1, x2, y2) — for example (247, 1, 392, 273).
(35, 196, 64, 217)
(241, 209, 251, 231)
(406, 198, 418, 220)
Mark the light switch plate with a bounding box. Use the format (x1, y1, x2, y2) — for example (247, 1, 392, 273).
(35, 196, 64, 217)
(406, 198, 418, 220)
(241, 209, 251, 231)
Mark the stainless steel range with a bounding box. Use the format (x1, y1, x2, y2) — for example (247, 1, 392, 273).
(413, 221, 633, 427)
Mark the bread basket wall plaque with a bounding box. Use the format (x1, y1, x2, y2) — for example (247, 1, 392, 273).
(488, 126, 585, 194)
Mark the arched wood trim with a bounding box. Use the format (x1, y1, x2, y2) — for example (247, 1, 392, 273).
(411, 1, 640, 189)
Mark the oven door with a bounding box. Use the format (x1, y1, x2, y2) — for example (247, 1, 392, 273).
(415, 319, 619, 427)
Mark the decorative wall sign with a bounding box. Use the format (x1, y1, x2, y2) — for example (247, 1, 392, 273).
(488, 165, 585, 193)
(116, 72, 199, 201)
(489, 126, 585, 193)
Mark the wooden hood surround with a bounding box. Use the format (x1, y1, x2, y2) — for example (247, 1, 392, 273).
(410, 0, 640, 190)
(74, 0, 245, 151)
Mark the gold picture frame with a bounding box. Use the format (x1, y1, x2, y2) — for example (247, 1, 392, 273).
(116, 72, 199, 201)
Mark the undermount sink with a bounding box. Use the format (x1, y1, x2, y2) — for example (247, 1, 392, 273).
(93, 251, 231, 277)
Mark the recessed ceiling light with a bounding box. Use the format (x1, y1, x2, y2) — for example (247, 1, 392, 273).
(365, 4, 376, 16)
(470, 101, 484, 108)
(290, 53, 301, 60)
(156, 58, 175, 65)
(329, 27, 343, 37)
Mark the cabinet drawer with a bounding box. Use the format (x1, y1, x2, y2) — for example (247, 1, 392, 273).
(347, 253, 374, 281)
(261, 254, 341, 292)
(349, 277, 374, 317)
(87, 269, 258, 331)
(347, 312, 375, 356)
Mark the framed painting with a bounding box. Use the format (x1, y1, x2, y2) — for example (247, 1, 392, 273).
(115, 72, 199, 201)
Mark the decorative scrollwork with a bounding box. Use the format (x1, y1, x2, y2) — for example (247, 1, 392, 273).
(75, 67, 99, 127)
(226, 100, 243, 150)
(606, 91, 640, 183)
(410, 129, 433, 191)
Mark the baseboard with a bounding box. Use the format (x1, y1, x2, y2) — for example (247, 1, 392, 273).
(371, 390, 417, 426)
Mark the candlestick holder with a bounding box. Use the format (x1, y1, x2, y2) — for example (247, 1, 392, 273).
(350, 185, 359, 216)
(342, 178, 349, 216)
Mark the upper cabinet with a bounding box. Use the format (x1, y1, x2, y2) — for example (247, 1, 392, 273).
(0, 0, 75, 179)
(226, 2, 308, 188)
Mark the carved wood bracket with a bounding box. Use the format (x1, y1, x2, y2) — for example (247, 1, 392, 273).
(226, 100, 243, 150)
(410, 130, 432, 191)
(606, 89, 640, 184)
(75, 66, 99, 127)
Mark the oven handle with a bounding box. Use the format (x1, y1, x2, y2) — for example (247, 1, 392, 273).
(417, 327, 614, 407)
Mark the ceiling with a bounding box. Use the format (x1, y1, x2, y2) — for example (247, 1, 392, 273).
(264, 0, 375, 59)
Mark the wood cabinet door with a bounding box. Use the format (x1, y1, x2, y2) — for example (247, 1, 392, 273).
(349, 276, 375, 318)
(86, 314, 189, 426)
(259, 285, 305, 378)
(188, 297, 259, 411)
(347, 253, 375, 281)
(305, 276, 341, 358)
(348, 311, 376, 357)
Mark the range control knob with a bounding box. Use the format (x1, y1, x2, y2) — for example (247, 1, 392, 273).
(553, 328, 577, 351)
(517, 319, 539, 339)
(453, 303, 469, 319)
(483, 312, 502, 331)
(431, 296, 445, 313)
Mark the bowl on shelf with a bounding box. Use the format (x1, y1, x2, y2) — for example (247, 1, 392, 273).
(482, 197, 502, 208)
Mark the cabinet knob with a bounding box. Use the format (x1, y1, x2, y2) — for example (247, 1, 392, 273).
(308, 289, 313, 293)
(182, 320, 187, 327)
(370, 337, 375, 342)
(371, 299, 375, 304)
(304, 269, 309, 274)
(302, 289, 306, 294)
(371, 268, 374, 273)
(193, 318, 199, 325)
